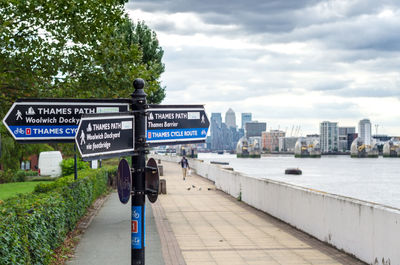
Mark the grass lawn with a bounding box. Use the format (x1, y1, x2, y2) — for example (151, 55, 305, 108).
(0, 181, 52, 201)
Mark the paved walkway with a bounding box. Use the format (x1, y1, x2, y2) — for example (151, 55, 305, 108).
(68, 160, 365, 265)
(67, 193, 164, 265)
(155, 161, 365, 265)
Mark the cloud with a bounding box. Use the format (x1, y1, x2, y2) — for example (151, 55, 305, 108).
(126, 0, 400, 135)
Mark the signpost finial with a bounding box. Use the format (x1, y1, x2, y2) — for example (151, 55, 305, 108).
(133, 78, 145, 90)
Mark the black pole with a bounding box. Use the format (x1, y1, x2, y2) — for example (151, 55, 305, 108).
(131, 78, 147, 265)
(74, 144, 78, 180)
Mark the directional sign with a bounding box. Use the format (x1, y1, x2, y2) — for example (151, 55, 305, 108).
(146, 105, 210, 146)
(75, 113, 135, 161)
(2, 99, 130, 142)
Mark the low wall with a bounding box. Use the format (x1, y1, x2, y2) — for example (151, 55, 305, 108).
(154, 155, 400, 265)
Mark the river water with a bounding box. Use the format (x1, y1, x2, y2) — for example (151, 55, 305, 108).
(198, 153, 400, 210)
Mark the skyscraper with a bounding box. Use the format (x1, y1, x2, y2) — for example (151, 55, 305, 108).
(241, 113, 252, 129)
(225, 108, 236, 129)
(210, 113, 223, 150)
(358, 119, 372, 146)
(320, 121, 339, 153)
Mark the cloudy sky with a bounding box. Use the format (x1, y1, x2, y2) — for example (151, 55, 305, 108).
(126, 0, 400, 136)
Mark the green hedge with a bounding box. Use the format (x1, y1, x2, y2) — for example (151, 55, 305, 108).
(0, 166, 116, 265)
(0, 170, 39, 184)
(60, 158, 90, 177)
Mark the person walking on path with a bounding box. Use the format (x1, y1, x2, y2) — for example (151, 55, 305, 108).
(179, 156, 190, 180)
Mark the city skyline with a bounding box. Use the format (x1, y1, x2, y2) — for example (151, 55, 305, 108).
(126, 1, 400, 136)
(209, 108, 397, 137)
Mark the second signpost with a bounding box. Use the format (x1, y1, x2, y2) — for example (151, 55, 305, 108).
(74, 78, 210, 265)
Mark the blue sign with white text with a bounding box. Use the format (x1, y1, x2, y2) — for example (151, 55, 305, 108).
(146, 106, 210, 146)
(9, 125, 78, 138)
(131, 206, 143, 249)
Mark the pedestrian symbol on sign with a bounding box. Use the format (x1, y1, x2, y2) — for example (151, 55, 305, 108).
(16, 110, 23, 120)
(80, 131, 86, 145)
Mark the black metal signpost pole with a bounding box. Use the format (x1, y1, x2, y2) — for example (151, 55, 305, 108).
(131, 78, 147, 264)
(74, 144, 78, 180)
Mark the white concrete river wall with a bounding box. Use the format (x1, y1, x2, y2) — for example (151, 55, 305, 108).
(155, 155, 400, 265)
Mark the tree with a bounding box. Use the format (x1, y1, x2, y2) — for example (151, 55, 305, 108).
(0, 0, 166, 169)
(57, 18, 165, 103)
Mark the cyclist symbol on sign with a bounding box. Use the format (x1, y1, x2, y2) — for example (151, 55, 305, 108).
(133, 210, 140, 219)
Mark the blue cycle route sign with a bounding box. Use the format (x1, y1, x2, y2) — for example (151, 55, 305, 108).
(146, 105, 210, 146)
(2, 99, 129, 143)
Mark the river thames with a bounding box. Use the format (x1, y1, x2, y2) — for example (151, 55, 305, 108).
(198, 153, 400, 209)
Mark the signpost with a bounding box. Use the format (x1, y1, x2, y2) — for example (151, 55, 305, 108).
(3, 78, 210, 265)
(2, 99, 130, 142)
(75, 113, 135, 161)
(146, 105, 209, 146)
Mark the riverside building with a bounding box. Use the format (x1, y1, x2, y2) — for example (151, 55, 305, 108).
(339, 127, 356, 152)
(320, 121, 339, 153)
(358, 119, 372, 146)
(262, 130, 285, 152)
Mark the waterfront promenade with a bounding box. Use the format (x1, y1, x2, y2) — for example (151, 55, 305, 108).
(69, 161, 365, 265)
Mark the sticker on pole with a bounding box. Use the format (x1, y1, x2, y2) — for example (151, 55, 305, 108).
(117, 159, 131, 204)
(131, 206, 143, 249)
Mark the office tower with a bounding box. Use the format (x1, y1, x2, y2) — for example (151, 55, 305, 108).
(241, 113, 252, 129)
(225, 108, 236, 129)
(320, 121, 339, 153)
(245, 121, 266, 138)
(358, 119, 372, 146)
(210, 113, 223, 151)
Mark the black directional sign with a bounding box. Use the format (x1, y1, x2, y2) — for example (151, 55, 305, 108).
(146, 105, 210, 146)
(2, 99, 130, 142)
(75, 112, 135, 161)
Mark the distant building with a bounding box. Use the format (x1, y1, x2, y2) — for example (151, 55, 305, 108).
(245, 121, 266, 138)
(210, 113, 223, 151)
(210, 112, 240, 152)
(320, 121, 339, 153)
(358, 119, 372, 146)
(339, 127, 356, 152)
(279, 137, 298, 152)
(241, 113, 252, 129)
(262, 130, 285, 151)
(225, 108, 236, 129)
(347, 133, 358, 151)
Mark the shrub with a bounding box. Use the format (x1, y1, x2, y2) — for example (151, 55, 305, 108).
(0, 170, 13, 184)
(60, 157, 90, 176)
(0, 166, 116, 265)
